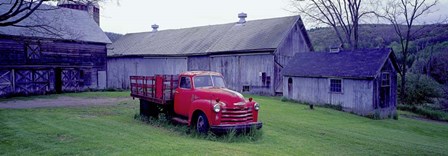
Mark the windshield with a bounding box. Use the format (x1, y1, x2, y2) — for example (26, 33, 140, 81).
(194, 75, 226, 88)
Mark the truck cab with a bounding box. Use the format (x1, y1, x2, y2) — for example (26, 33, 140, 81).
(130, 71, 262, 133)
(174, 71, 262, 133)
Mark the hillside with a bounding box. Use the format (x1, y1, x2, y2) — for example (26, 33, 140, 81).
(307, 24, 448, 52)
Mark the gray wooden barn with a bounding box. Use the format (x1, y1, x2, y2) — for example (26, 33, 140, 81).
(282, 48, 399, 118)
(0, 2, 111, 97)
(107, 13, 313, 95)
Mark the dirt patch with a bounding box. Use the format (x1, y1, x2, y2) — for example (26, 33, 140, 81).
(0, 96, 130, 109)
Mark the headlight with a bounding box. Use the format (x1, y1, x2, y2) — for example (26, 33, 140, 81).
(254, 103, 260, 111)
(213, 104, 221, 113)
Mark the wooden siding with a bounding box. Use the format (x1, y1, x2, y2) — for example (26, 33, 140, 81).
(274, 22, 311, 93)
(283, 76, 375, 115)
(209, 54, 275, 95)
(107, 54, 276, 95)
(372, 59, 397, 118)
(107, 57, 188, 89)
(188, 56, 210, 71)
(0, 37, 107, 97)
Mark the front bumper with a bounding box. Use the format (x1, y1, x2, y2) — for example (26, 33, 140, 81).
(210, 122, 262, 134)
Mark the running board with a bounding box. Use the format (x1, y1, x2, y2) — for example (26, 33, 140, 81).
(172, 117, 188, 125)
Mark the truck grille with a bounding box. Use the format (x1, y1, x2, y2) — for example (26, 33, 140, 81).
(221, 107, 253, 124)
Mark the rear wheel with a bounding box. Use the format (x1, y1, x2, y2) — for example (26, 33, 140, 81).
(140, 100, 159, 118)
(196, 113, 209, 134)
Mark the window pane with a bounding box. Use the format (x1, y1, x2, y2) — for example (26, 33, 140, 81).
(330, 79, 342, 93)
(180, 77, 191, 89)
(212, 76, 226, 87)
(381, 73, 390, 86)
(194, 76, 212, 88)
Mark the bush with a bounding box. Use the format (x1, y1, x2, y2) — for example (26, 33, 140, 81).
(398, 74, 443, 105)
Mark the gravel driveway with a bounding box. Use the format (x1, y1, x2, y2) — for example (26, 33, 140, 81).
(0, 96, 130, 109)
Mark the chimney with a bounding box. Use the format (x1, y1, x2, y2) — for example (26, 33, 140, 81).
(87, 4, 94, 18)
(238, 12, 247, 24)
(151, 24, 159, 32)
(86, 2, 100, 26)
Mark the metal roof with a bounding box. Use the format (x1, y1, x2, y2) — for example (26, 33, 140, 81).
(282, 48, 398, 79)
(108, 16, 310, 56)
(0, 3, 111, 44)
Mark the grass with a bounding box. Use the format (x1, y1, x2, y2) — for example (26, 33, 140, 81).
(398, 104, 448, 122)
(1, 92, 448, 155)
(0, 91, 130, 102)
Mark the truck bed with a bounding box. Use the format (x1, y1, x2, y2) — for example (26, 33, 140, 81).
(130, 75, 178, 104)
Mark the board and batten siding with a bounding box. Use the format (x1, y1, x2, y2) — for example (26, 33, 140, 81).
(283, 77, 374, 115)
(273, 22, 311, 93)
(188, 56, 210, 71)
(107, 57, 187, 89)
(210, 54, 274, 95)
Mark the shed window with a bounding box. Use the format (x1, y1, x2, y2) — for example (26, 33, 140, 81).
(179, 77, 191, 89)
(330, 79, 342, 93)
(381, 72, 390, 87)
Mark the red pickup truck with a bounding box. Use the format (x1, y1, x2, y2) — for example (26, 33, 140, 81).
(130, 71, 262, 133)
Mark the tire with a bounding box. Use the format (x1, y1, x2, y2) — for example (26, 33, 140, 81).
(140, 100, 159, 118)
(196, 113, 209, 134)
(140, 100, 149, 117)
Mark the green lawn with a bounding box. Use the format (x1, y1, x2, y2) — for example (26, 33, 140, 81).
(1, 92, 447, 155)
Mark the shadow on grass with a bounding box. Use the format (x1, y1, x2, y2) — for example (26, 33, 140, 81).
(133, 113, 263, 143)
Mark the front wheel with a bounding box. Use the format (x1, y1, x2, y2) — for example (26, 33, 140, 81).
(196, 113, 209, 134)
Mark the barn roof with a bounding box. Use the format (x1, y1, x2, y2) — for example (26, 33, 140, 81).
(282, 48, 398, 79)
(108, 16, 311, 56)
(0, 3, 111, 44)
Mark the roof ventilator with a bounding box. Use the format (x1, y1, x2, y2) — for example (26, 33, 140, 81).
(238, 12, 247, 24)
(152, 24, 159, 32)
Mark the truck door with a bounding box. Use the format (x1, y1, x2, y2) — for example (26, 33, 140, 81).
(174, 76, 193, 117)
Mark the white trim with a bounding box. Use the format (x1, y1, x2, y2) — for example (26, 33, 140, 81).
(329, 78, 343, 94)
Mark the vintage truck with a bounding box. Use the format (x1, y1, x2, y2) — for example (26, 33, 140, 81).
(130, 71, 262, 133)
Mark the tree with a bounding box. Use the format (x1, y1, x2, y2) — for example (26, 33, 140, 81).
(375, 0, 439, 101)
(0, 0, 109, 27)
(290, 0, 371, 49)
(0, 0, 49, 27)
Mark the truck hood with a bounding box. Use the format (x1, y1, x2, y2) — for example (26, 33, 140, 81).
(195, 87, 246, 106)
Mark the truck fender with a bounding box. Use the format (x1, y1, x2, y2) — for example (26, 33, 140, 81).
(188, 99, 214, 126)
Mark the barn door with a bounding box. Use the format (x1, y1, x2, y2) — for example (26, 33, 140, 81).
(62, 68, 84, 92)
(55, 68, 62, 93)
(0, 70, 13, 96)
(379, 72, 391, 108)
(14, 69, 50, 95)
(288, 77, 293, 98)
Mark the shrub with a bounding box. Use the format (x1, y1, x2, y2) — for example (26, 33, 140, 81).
(398, 74, 443, 105)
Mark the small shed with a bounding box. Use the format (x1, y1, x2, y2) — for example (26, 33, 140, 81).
(282, 48, 399, 118)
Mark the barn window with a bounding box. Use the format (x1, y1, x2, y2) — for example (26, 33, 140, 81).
(260, 72, 270, 88)
(243, 86, 250, 92)
(330, 79, 342, 93)
(381, 72, 390, 87)
(26, 43, 41, 60)
(179, 77, 191, 89)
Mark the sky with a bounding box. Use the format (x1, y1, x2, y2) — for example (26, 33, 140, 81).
(98, 0, 448, 34)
